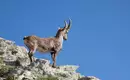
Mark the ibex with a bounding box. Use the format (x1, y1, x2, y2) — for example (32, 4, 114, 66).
(23, 19, 72, 68)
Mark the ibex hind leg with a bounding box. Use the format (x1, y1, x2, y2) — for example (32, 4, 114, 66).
(28, 51, 33, 63)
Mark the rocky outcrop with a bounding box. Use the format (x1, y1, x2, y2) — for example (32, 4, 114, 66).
(0, 37, 100, 80)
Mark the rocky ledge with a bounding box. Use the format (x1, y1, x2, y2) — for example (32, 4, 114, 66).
(0, 37, 100, 80)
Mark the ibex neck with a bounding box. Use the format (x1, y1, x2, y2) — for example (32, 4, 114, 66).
(55, 35, 63, 44)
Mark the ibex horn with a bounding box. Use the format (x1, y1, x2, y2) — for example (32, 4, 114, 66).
(67, 18, 72, 31)
(64, 20, 68, 29)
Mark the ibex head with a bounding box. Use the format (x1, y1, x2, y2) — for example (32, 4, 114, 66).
(56, 18, 72, 40)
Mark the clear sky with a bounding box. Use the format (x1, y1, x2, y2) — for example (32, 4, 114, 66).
(0, 0, 130, 80)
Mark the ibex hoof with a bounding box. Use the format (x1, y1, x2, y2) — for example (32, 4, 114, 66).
(52, 65, 57, 68)
(52, 65, 60, 69)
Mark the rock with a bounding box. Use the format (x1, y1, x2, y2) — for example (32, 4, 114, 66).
(59, 65, 79, 71)
(0, 37, 30, 67)
(0, 37, 100, 80)
(78, 76, 100, 80)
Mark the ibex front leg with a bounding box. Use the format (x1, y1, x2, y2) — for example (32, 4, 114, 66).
(51, 52, 58, 68)
(28, 45, 37, 63)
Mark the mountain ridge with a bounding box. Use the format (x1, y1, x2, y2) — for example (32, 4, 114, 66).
(0, 37, 99, 80)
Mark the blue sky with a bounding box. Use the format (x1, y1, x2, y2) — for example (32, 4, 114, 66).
(0, 0, 130, 80)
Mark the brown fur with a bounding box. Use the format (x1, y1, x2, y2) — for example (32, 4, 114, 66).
(23, 19, 72, 68)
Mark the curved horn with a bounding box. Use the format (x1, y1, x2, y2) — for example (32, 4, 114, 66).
(64, 20, 68, 29)
(67, 18, 72, 31)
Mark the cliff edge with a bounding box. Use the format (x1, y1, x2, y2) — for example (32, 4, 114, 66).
(0, 37, 99, 80)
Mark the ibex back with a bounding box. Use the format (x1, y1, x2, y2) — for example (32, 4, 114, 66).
(23, 19, 72, 68)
